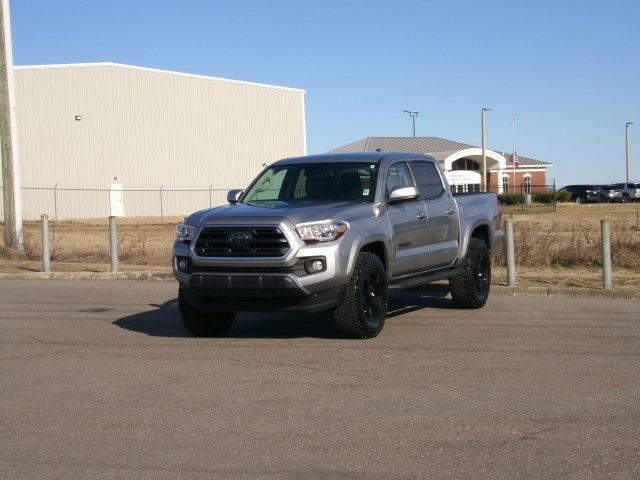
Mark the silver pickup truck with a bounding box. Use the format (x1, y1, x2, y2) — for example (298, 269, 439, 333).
(173, 153, 503, 338)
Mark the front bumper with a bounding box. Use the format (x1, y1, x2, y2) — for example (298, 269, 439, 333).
(181, 279, 344, 313)
(173, 218, 353, 313)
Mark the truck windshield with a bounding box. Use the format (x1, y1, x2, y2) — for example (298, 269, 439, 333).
(242, 162, 378, 204)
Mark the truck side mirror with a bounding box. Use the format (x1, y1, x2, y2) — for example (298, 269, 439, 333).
(227, 189, 243, 204)
(388, 186, 419, 203)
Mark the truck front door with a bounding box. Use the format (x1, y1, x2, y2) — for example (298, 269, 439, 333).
(410, 160, 460, 269)
(384, 161, 432, 276)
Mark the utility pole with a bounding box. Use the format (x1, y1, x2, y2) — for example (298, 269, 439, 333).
(481, 108, 490, 192)
(403, 110, 419, 137)
(626, 122, 634, 185)
(512, 119, 517, 192)
(0, 0, 22, 251)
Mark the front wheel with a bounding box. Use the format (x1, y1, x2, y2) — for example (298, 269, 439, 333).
(333, 252, 388, 339)
(449, 238, 491, 309)
(178, 288, 235, 336)
(575, 196, 583, 204)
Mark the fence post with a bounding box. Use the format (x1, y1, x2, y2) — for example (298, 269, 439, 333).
(553, 179, 557, 212)
(41, 214, 50, 273)
(505, 217, 516, 287)
(159, 185, 164, 223)
(109, 216, 118, 273)
(53, 183, 58, 221)
(209, 185, 212, 208)
(601, 219, 612, 290)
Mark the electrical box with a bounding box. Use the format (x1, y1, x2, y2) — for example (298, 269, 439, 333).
(108, 182, 124, 217)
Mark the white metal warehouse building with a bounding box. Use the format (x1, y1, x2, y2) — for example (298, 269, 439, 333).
(0, 62, 306, 219)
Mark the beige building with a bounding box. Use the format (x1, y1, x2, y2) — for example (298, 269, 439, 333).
(2, 62, 306, 219)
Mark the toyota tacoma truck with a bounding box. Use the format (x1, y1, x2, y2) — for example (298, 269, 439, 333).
(173, 152, 503, 339)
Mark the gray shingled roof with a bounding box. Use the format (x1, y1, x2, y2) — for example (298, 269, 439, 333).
(330, 136, 551, 167)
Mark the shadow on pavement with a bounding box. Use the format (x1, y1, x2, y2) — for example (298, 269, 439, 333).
(113, 284, 455, 339)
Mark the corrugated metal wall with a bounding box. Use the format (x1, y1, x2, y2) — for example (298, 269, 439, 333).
(1, 63, 306, 219)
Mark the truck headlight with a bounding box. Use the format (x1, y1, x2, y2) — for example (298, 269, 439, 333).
(176, 223, 196, 242)
(296, 221, 348, 243)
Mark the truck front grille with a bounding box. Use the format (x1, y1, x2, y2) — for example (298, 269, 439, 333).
(194, 226, 290, 258)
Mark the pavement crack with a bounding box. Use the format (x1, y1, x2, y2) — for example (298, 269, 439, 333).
(28, 335, 73, 346)
(94, 351, 163, 360)
(227, 357, 382, 381)
(1, 346, 83, 362)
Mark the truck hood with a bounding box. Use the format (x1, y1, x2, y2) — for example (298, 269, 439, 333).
(187, 201, 379, 226)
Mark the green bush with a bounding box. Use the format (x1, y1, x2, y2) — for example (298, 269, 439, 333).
(498, 193, 525, 205)
(555, 191, 572, 202)
(532, 191, 555, 204)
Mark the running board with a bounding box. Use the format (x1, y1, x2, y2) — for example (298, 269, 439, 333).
(389, 268, 462, 291)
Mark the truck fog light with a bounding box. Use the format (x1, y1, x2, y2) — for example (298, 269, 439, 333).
(304, 258, 326, 274)
(176, 257, 191, 272)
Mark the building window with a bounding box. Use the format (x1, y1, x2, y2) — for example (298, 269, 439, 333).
(523, 175, 532, 195)
(502, 176, 509, 193)
(451, 158, 480, 171)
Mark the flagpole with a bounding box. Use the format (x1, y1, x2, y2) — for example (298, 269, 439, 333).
(512, 119, 517, 192)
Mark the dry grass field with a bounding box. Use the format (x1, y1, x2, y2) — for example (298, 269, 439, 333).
(1, 203, 639, 289)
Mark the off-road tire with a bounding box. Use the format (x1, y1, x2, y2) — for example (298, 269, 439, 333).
(178, 288, 235, 336)
(449, 237, 491, 309)
(333, 252, 388, 339)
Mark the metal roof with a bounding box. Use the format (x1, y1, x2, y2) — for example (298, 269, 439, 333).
(15, 62, 305, 93)
(330, 136, 551, 167)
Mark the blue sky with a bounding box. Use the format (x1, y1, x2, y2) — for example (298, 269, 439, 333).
(11, 0, 640, 186)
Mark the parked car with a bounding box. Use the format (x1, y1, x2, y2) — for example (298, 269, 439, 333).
(599, 185, 625, 203)
(173, 152, 504, 339)
(614, 183, 640, 202)
(559, 185, 603, 204)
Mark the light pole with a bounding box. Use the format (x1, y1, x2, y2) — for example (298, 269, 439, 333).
(626, 122, 634, 186)
(481, 108, 491, 192)
(403, 110, 419, 137)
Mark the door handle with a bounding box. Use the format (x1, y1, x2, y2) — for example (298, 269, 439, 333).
(416, 211, 426, 220)
(445, 208, 456, 215)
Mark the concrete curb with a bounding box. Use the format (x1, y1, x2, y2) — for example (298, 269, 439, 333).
(0, 271, 638, 299)
(492, 285, 640, 299)
(0, 271, 174, 281)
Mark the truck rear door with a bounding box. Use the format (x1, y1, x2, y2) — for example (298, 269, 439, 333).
(409, 160, 460, 269)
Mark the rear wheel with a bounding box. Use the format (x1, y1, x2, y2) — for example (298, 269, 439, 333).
(449, 238, 491, 309)
(333, 252, 388, 339)
(178, 288, 235, 336)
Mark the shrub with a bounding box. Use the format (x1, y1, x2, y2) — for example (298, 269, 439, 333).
(498, 193, 525, 205)
(532, 191, 555, 203)
(555, 191, 572, 202)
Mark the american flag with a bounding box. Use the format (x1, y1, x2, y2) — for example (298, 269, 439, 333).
(512, 152, 520, 168)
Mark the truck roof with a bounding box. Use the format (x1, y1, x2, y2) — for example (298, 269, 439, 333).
(273, 152, 435, 166)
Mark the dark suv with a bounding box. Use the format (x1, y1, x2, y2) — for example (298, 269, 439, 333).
(559, 185, 603, 204)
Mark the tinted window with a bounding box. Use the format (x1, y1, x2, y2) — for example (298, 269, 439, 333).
(385, 163, 414, 195)
(293, 165, 374, 201)
(411, 161, 444, 200)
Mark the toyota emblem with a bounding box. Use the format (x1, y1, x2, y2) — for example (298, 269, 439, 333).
(229, 231, 251, 247)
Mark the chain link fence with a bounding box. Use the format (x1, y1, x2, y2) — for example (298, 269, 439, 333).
(452, 183, 559, 213)
(0, 185, 239, 221)
(2, 181, 562, 220)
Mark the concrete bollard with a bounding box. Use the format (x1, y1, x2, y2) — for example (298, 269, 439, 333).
(41, 214, 50, 273)
(601, 220, 612, 290)
(505, 217, 516, 287)
(109, 216, 118, 273)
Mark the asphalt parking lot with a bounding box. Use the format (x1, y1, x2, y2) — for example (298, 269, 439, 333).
(1, 279, 639, 479)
